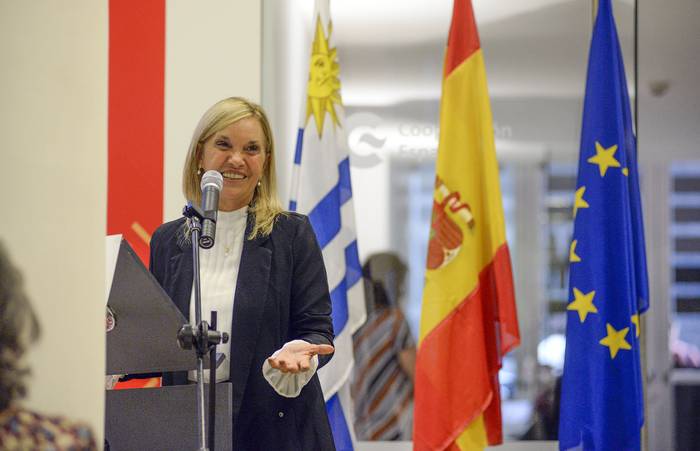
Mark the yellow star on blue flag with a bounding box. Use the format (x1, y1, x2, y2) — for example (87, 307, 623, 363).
(588, 141, 621, 177)
(559, 1, 649, 450)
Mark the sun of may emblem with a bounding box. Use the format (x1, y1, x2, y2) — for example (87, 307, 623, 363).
(306, 16, 342, 138)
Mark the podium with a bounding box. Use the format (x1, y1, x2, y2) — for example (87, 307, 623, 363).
(105, 239, 232, 451)
(105, 385, 231, 451)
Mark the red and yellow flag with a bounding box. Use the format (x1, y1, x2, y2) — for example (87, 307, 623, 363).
(414, 1, 520, 450)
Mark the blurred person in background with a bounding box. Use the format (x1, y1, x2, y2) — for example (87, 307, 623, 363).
(352, 253, 415, 440)
(0, 241, 96, 450)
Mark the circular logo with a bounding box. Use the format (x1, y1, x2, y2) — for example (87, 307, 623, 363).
(346, 112, 387, 169)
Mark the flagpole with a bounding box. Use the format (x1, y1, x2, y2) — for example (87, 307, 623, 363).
(633, 3, 646, 450)
(634, 0, 639, 136)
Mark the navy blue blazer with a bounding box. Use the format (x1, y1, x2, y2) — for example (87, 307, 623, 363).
(149, 212, 336, 451)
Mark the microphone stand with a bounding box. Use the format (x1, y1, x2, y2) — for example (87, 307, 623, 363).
(178, 204, 229, 451)
(208, 311, 218, 451)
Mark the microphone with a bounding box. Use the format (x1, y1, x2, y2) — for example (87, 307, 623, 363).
(199, 170, 223, 249)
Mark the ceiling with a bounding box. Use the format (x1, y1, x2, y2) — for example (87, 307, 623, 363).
(299, 0, 638, 105)
(283, 0, 699, 161)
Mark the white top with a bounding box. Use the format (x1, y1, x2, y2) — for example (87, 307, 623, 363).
(188, 207, 247, 383)
(188, 207, 318, 397)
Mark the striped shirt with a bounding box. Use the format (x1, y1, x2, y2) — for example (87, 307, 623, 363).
(352, 307, 415, 440)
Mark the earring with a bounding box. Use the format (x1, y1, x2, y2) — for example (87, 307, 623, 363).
(197, 168, 204, 176)
(257, 180, 262, 187)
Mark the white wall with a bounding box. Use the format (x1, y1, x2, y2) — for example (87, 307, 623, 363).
(0, 0, 108, 441)
(163, 0, 262, 222)
(262, 0, 311, 208)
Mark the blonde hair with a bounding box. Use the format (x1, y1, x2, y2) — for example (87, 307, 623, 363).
(182, 97, 284, 239)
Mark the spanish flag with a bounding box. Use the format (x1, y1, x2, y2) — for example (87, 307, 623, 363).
(414, 1, 520, 450)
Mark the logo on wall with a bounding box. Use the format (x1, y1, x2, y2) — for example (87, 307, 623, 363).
(427, 176, 475, 270)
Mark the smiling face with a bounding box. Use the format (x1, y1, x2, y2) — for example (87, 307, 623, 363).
(198, 117, 266, 211)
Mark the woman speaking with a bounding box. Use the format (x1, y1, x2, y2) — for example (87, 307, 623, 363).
(149, 97, 336, 450)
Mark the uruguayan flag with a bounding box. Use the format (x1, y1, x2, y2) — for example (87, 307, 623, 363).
(289, 1, 366, 449)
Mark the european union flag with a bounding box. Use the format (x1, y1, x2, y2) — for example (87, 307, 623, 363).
(559, 1, 649, 450)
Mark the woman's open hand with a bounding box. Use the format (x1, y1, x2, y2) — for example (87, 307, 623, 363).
(267, 341, 334, 373)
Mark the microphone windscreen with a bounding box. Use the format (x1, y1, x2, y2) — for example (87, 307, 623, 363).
(200, 170, 223, 191)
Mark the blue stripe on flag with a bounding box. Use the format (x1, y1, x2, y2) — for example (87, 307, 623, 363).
(326, 394, 353, 451)
(307, 160, 355, 248)
(289, 200, 297, 212)
(330, 278, 349, 333)
(338, 157, 352, 205)
(329, 241, 362, 334)
(344, 240, 362, 288)
(308, 187, 342, 248)
(294, 128, 304, 165)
